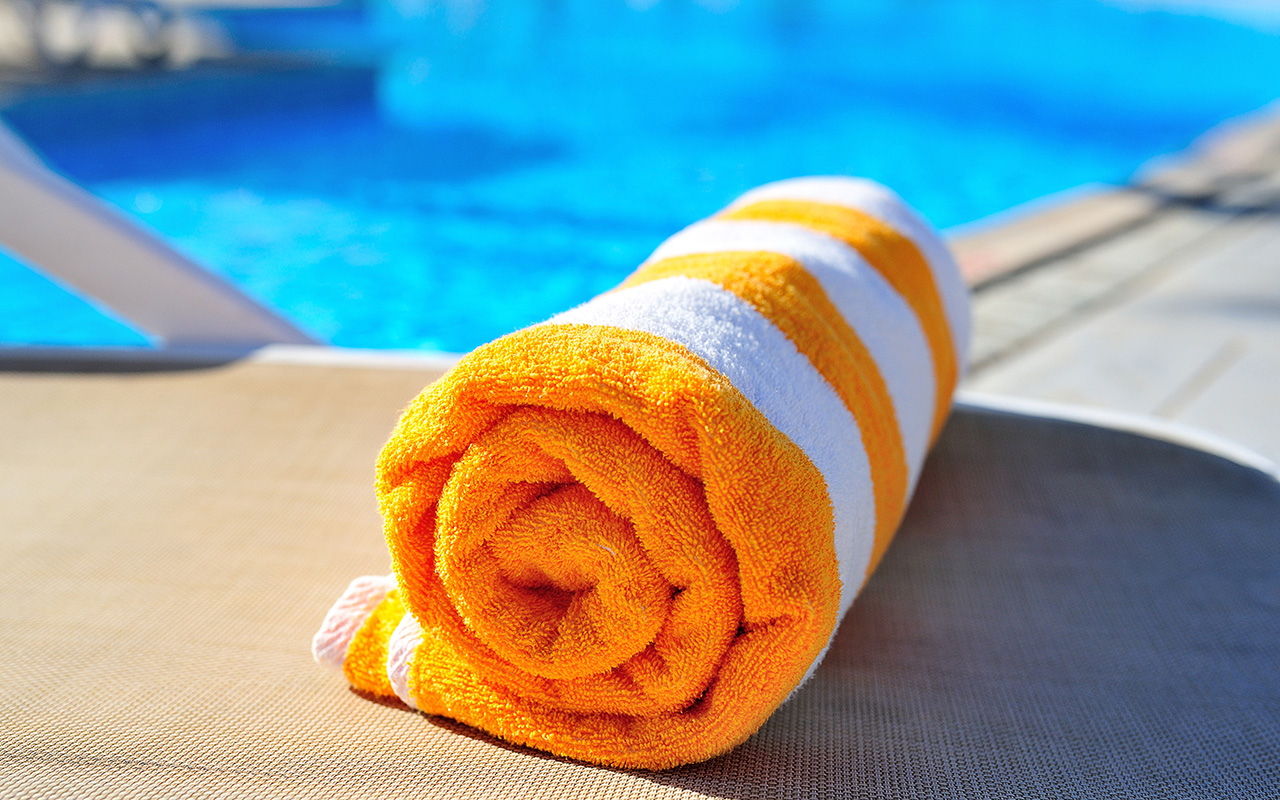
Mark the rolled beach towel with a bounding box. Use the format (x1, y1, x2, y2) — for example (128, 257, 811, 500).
(313, 176, 970, 769)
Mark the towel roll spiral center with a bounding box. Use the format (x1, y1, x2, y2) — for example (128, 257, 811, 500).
(434, 406, 741, 691)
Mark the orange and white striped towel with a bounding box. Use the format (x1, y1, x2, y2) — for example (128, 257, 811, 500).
(313, 177, 970, 769)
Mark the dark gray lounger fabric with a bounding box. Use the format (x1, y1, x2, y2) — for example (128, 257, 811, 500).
(0, 363, 1276, 798)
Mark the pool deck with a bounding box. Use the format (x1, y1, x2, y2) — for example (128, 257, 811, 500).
(953, 101, 1280, 464)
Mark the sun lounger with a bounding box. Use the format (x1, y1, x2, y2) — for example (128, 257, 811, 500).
(0, 119, 317, 350)
(1, 356, 1275, 797)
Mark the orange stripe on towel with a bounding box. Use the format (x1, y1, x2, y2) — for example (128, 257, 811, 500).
(344, 589, 404, 698)
(622, 252, 909, 576)
(720, 200, 958, 441)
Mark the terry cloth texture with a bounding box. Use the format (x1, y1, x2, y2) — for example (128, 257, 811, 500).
(313, 177, 972, 768)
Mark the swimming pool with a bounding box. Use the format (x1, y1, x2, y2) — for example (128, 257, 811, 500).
(3, 0, 1280, 352)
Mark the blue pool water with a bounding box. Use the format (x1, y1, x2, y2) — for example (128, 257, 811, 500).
(3, 0, 1280, 351)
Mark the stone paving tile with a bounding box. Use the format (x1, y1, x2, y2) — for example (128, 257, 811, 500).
(965, 98, 1280, 463)
(951, 187, 1162, 286)
(967, 205, 1234, 369)
(967, 206, 1280, 463)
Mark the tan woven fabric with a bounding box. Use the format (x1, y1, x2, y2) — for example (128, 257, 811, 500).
(2, 363, 1277, 798)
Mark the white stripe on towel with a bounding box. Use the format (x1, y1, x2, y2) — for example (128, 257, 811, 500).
(312, 574, 398, 671)
(729, 176, 971, 374)
(387, 612, 424, 710)
(645, 218, 935, 488)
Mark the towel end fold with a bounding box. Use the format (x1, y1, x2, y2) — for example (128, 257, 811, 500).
(312, 574, 398, 670)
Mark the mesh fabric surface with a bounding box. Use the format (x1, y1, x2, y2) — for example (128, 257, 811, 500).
(1, 363, 1277, 798)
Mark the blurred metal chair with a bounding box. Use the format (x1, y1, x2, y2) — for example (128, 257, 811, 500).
(6, 0, 181, 69)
